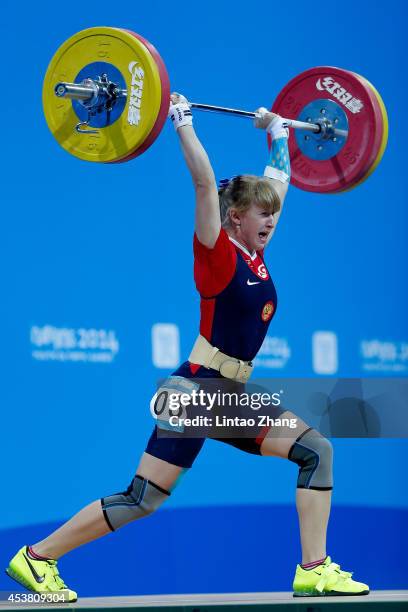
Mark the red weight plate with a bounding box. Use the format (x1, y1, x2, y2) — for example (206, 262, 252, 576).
(271, 67, 384, 193)
(112, 29, 170, 163)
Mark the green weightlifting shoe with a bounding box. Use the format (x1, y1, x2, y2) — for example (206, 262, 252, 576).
(6, 546, 77, 602)
(293, 556, 369, 597)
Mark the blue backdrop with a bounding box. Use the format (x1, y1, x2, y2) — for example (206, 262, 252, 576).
(0, 0, 407, 596)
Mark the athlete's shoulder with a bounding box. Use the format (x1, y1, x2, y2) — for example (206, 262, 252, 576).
(193, 228, 237, 297)
(194, 227, 233, 254)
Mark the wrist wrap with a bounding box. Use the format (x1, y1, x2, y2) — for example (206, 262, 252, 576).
(169, 102, 193, 131)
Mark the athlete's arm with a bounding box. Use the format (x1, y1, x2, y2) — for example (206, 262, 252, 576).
(254, 110, 291, 245)
(169, 93, 220, 248)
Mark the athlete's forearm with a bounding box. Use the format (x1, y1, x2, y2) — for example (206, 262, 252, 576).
(264, 127, 291, 209)
(176, 125, 216, 189)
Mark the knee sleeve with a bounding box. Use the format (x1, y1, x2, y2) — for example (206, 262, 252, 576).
(101, 475, 170, 531)
(288, 428, 333, 490)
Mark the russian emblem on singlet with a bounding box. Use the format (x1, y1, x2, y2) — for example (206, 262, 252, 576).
(261, 301, 275, 322)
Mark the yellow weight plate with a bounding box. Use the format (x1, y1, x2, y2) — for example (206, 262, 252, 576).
(43, 27, 163, 162)
(339, 73, 388, 193)
(352, 74, 389, 186)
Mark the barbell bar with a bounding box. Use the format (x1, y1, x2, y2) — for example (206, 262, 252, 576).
(54, 80, 348, 140)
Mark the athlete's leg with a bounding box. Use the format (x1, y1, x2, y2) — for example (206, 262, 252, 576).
(7, 423, 203, 599)
(259, 412, 332, 565)
(32, 453, 183, 559)
(30, 364, 205, 560)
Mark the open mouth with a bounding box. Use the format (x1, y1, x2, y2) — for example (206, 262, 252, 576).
(258, 231, 268, 242)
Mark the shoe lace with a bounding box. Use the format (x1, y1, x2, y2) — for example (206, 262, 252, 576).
(316, 562, 353, 593)
(47, 560, 67, 590)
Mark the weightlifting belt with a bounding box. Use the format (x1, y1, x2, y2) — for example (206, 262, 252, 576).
(188, 335, 253, 383)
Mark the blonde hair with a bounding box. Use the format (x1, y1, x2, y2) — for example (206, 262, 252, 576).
(219, 175, 281, 227)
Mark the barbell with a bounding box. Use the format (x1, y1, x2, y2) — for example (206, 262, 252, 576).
(42, 27, 388, 193)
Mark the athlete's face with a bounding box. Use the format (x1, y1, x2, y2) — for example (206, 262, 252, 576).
(234, 203, 275, 251)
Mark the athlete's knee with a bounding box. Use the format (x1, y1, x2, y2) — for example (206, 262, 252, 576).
(288, 428, 333, 490)
(100, 475, 171, 531)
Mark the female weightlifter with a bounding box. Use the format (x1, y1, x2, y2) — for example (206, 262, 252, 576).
(6, 94, 369, 601)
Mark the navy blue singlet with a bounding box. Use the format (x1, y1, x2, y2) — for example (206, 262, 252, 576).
(194, 228, 277, 362)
